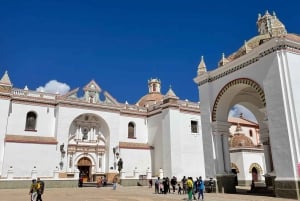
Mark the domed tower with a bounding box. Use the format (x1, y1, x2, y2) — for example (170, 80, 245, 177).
(136, 78, 164, 107)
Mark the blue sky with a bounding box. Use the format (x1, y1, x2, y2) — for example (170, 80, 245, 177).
(0, 1, 299, 120)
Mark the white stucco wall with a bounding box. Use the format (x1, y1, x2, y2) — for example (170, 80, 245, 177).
(2, 142, 57, 178)
(119, 115, 148, 143)
(0, 98, 11, 177)
(119, 148, 151, 177)
(6, 103, 56, 137)
(231, 150, 266, 182)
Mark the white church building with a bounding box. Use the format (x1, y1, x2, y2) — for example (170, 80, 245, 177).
(0, 76, 205, 184)
(0, 11, 299, 199)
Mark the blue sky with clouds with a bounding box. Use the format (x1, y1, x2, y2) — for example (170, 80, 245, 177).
(0, 1, 299, 121)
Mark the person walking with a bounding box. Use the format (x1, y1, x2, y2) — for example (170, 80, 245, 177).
(112, 176, 118, 190)
(186, 177, 194, 201)
(198, 176, 205, 200)
(29, 179, 38, 201)
(36, 178, 45, 201)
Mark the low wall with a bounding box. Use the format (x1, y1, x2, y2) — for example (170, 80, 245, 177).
(120, 179, 148, 186)
(0, 179, 78, 189)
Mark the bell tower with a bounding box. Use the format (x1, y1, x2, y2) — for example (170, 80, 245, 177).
(148, 78, 161, 94)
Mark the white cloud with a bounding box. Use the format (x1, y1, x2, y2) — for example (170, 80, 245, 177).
(36, 80, 70, 95)
(228, 104, 257, 122)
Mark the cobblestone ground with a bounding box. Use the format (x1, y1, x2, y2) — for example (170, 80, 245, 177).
(0, 185, 295, 201)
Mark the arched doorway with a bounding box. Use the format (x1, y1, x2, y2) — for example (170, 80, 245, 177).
(78, 157, 92, 182)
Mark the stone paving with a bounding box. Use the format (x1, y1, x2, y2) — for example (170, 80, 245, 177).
(0, 185, 295, 201)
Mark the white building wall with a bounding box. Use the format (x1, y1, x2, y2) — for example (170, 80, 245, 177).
(286, 52, 300, 164)
(6, 103, 56, 137)
(2, 142, 57, 178)
(231, 151, 265, 182)
(119, 115, 148, 143)
(175, 110, 205, 179)
(120, 149, 151, 177)
(0, 98, 11, 177)
(147, 113, 163, 177)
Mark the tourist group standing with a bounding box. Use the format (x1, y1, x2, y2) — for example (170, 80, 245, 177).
(154, 175, 205, 201)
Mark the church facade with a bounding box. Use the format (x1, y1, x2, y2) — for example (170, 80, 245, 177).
(0, 76, 205, 183)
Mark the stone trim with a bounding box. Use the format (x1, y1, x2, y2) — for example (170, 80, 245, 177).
(212, 78, 265, 122)
(5, 134, 57, 144)
(248, 162, 263, 173)
(119, 142, 154, 150)
(198, 43, 300, 86)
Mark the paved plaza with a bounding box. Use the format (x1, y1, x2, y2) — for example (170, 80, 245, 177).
(0, 185, 295, 201)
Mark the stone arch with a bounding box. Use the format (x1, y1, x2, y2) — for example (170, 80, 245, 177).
(68, 113, 109, 143)
(212, 78, 266, 122)
(231, 162, 240, 173)
(248, 163, 263, 174)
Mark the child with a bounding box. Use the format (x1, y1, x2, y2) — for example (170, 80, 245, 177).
(177, 183, 182, 194)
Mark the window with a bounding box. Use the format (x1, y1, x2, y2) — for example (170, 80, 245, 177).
(25, 111, 37, 131)
(249, 130, 253, 137)
(128, 122, 135, 138)
(191, 120, 198, 133)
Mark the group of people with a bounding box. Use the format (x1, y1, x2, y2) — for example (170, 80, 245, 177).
(29, 178, 45, 201)
(153, 176, 205, 201)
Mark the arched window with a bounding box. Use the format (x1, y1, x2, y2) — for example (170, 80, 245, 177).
(249, 130, 253, 137)
(128, 122, 135, 138)
(25, 111, 37, 131)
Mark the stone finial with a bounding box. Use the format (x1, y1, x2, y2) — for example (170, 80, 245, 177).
(218, 53, 229, 67)
(0, 70, 12, 86)
(197, 55, 207, 75)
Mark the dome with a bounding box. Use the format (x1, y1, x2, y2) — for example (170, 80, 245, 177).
(229, 134, 254, 148)
(136, 78, 164, 107)
(136, 93, 164, 107)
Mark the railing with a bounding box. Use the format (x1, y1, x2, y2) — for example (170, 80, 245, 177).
(12, 88, 57, 100)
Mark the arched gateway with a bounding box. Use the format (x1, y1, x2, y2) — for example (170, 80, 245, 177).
(194, 11, 300, 199)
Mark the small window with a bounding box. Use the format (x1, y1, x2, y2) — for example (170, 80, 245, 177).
(191, 120, 198, 133)
(128, 122, 135, 138)
(25, 111, 37, 131)
(249, 130, 253, 137)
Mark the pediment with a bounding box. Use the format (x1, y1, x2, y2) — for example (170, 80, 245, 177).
(103, 91, 119, 105)
(62, 88, 79, 99)
(83, 80, 101, 93)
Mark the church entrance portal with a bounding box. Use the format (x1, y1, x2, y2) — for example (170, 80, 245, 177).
(78, 157, 92, 182)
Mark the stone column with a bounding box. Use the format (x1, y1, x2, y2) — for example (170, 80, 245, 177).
(212, 121, 231, 174)
(259, 122, 273, 173)
(222, 133, 231, 173)
(213, 133, 225, 173)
